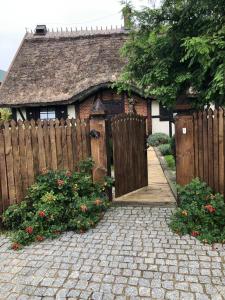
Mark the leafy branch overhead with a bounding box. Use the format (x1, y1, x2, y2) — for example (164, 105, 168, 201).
(117, 0, 225, 108)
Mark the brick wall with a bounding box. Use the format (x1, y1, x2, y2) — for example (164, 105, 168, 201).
(79, 88, 148, 120)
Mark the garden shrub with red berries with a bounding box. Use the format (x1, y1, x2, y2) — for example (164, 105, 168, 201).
(169, 178, 225, 244)
(2, 159, 112, 250)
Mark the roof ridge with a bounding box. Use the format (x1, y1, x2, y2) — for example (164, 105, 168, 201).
(26, 25, 126, 34)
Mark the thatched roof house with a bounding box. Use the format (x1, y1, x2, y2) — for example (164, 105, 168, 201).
(0, 28, 128, 107)
(0, 25, 179, 135)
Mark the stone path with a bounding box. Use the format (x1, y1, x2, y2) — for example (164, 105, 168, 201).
(0, 206, 225, 299)
(114, 148, 176, 205)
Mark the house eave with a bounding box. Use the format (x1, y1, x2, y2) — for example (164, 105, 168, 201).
(0, 83, 148, 108)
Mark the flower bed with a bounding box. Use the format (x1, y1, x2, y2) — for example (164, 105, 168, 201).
(2, 159, 112, 250)
(169, 178, 225, 244)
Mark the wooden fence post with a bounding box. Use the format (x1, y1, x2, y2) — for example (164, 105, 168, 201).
(90, 99, 109, 183)
(175, 114, 195, 187)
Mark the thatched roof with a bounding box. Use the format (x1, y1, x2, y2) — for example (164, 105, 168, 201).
(0, 28, 128, 107)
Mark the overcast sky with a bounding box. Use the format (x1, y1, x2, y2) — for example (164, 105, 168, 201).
(0, 0, 160, 71)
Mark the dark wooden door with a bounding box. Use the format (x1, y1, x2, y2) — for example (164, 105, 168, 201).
(111, 113, 148, 198)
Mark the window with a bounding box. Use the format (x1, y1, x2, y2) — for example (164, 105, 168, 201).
(40, 107, 56, 120)
(159, 103, 173, 121)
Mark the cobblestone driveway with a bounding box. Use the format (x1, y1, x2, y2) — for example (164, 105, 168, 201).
(0, 206, 224, 300)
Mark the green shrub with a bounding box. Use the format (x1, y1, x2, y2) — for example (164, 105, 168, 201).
(2, 158, 112, 249)
(147, 133, 171, 147)
(0, 108, 12, 121)
(164, 155, 175, 170)
(158, 144, 172, 156)
(169, 178, 225, 244)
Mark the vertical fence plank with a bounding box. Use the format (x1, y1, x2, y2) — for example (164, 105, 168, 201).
(4, 122, 16, 205)
(218, 108, 224, 195)
(30, 120, 39, 176)
(207, 109, 214, 189)
(202, 111, 209, 184)
(66, 118, 73, 171)
(49, 120, 57, 170)
(18, 120, 28, 197)
(55, 119, 63, 169)
(11, 120, 23, 203)
(76, 119, 83, 161)
(213, 109, 219, 192)
(193, 112, 199, 177)
(37, 120, 46, 171)
(198, 112, 204, 180)
(71, 118, 78, 170)
(43, 120, 51, 169)
(0, 126, 9, 210)
(61, 119, 68, 170)
(25, 120, 35, 186)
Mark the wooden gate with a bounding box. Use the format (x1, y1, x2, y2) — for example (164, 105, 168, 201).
(111, 113, 148, 198)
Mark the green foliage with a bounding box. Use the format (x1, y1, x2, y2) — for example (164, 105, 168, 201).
(116, 0, 225, 108)
(2, 159, 112, 249)
(121, 1, 133, 29)
(169, 178, 225, 244)
(147, 132, 170, 146)
(0, 108, 11, 121)
(164, 155, 175, 170)
(158, 143, 172, 156)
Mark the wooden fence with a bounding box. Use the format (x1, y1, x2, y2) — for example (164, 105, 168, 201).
(176, 108, 225, 195)
(0, 118, 91, 213)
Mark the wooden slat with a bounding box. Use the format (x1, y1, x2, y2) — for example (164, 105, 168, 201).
(30, 119, 39, 176)
(61, 119, 68, 170)
(202, 110, 209, 184)
(66, 118, 73, 171)
(4, 122, 16, 205)
(11, 121, 23, 203)
(213, 109, 219, 192)
(43, 120, 51, 169)
(18, 120, 28, 197)
(75, 119, 83, 161)
(49, 119, 57, 170)
(0, 126, 9, 210)
(218, 108, 224, 194)
(37, 120, 46, 171)
(193, 112, 199, 177)
(207, 109, 214, 188)
(24, 121, 35, 186)
(71, 118, 78, 170)
(55, 119, 63, 169)
(198, 112, 204, 180)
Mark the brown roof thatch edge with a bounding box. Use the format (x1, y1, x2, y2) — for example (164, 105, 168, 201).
(0, 82, 147, 108)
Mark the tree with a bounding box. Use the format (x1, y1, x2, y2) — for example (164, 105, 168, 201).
(117, 0, 225, 108)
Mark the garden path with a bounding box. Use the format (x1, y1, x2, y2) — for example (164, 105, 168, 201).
(0, 206, 224, 299)
(114, 147, 176, 206)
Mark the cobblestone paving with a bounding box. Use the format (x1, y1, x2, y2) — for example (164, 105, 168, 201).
(0, 206, 225, 300)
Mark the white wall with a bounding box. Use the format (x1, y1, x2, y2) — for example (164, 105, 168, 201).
(67, 104, 76, 119)
(151, 101, 175, 136)
(16, 108, 27, 121)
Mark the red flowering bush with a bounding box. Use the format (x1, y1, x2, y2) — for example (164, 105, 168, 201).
(204, 204, 216, 213)
(169, 178, 225, 244)
(38, 211, 46, 218)
(2, 158, 112, 249)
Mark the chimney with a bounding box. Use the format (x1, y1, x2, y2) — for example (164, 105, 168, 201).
(34, 25, 47, 35)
